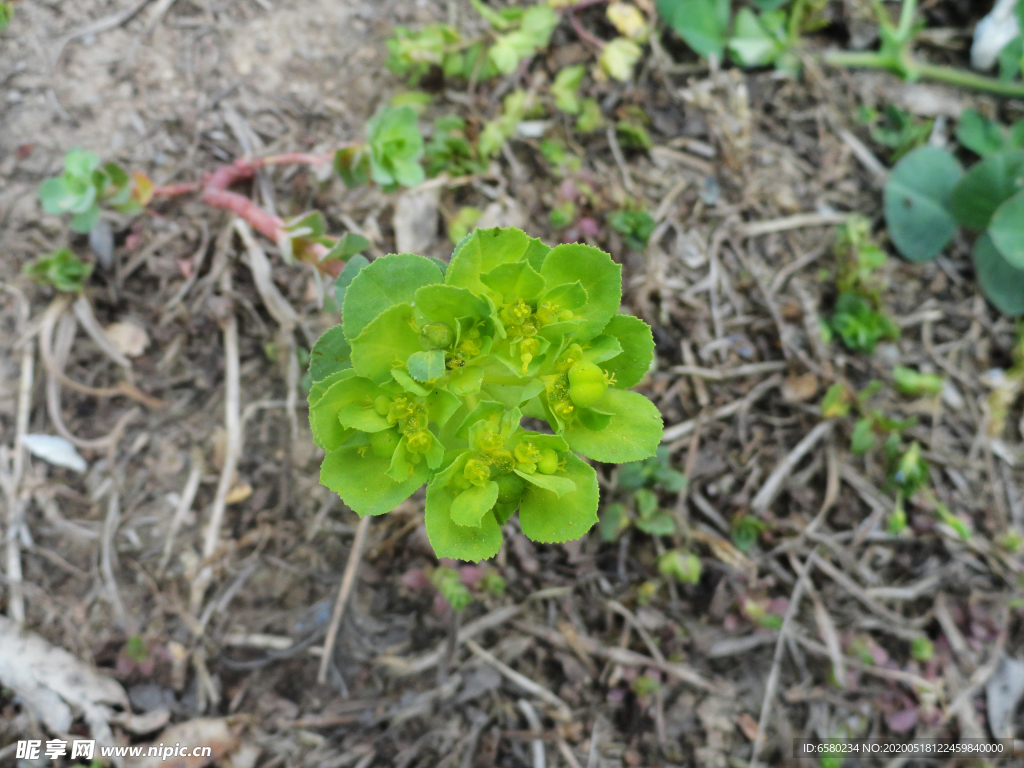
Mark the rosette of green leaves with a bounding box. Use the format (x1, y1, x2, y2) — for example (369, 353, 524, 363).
(334, 106, 425, 190)
(308, 227, 663, 561)
(39, 149, 141, 233)
(22, 248, 93, 292)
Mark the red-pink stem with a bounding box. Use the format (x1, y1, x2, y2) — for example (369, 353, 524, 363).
(569, 13, 606, 50)
(149, 150, 346, 277)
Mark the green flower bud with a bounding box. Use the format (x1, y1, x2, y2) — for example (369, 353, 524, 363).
(568, 361, 607, 407)
(464, 458, 491, 487)
(420, 322, 454, 350)
(514, 441, 541, 464)
(537, 448, 559, 474)
(374, 395, 392, 416)
(406, 430, 432, 454)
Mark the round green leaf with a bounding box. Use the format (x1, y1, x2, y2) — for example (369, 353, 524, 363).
(989, 189, 1024, 269)
(350, 303, 423, 384)
(948, 150, 1024, 231)
(450, 481, 499, 527)
(598, 314, 655, 388)
(309, 326, 352, 383)
(446, 227, 550, 294)
(320, 446, 429, 516)
(425, 481, 503, 561)
(519, 453, 598, 543)
(974, 233, 1024, 316)
(563, 388, 663, 463)
(540, 243, 622, 341)
(343, 253, 442, 341)
(883, 146, 961, 262)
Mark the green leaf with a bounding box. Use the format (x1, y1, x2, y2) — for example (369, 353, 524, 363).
(519, 453, 598, 543)
(656, 0, 730, 59)
(321, 445, 429, 516)
(600, 502, 630, 541)
(308, 369, 353, 407)
(599, 314, 655, 388)
(324, 232, 371, 263)
(425, 481, 503, 561)
(598, 37, 643, 82)
(392, 367, 432, 395)
(450, 481, 500, 527)
(22, 248, 93, 293)
(446, 227, 550, 294)
(892, 366, 944, 397)
(308, 375, 363, 451)
(607, 209, 655, 250)
(989, 189, 1024, 269)
(727, 8, 784, 67)
(331, 376, 394, 432)
(635, 487, 659, 517)
(366, 106, 426, 189)
(956, 108, 1005, 157)
(948, 150, 1024, 231)
(974, 232, 1024, 316)
(332, 255, 369, 310)
(514, 468, 575, 497)
(309, 326, 352, 383)
(563, 388, 662, 463)
(408, 349, 446, 382)
(343, 252, 442, 340)
(488, 6, 558, 75)
(850, 418, 875, 455)
(635, 512, 675, 536)
(552, 65, 585, 114)
(350, 303, 424, 384)
(414, 284, 493, 334)
(540, 243, 622, 341)
(583, 335, 624, 364)
(883, 146, 961, 262)
(481, 261, 546, 300)
(70, 205, 101, 234)
(64, 149, 100, 178)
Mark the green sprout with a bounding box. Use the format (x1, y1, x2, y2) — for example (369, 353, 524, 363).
(39, 149, 149, 233)
(551, 65, 585, 114)
(910, 636, 934, 662)
(658, 549, 702, 584)
(424, 116, 488, 178)
(308, 227, 662, 561)
(829, 293, 899, 354)
(732, 515, 765, 553)
(860, 104, 933, 162)
(431, 566, 473, 611)
(22, 248, 93, 293)
(607, 209, 656, 251)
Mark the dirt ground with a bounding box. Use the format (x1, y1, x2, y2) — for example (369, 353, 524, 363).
(1, 1, 1023, 767)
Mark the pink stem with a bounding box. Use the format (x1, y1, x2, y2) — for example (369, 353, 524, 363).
(569, 13, 606, 50)
(151, 182, 201, 198)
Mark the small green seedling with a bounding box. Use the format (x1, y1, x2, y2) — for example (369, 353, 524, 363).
(431, 566, 473, 611)
(909, 636, 933, 662)
(892, 366, 943, 397)
(335, 106, 425, 190)
(658, 549, 702, 584)
(607, 209, 655, 251)
(601, 447, 685, 539)
(829, 293, 899, 354)
(424, 116, 488, 179)
(551, 65, 585, 114)
(956, 109, 1024, 159)
(308, 227, 662, 561)
(860, 104, 932, 162)
(731, 514, 765, 553)
(22, 248, 93, 292)
(39, 149, 150, 233)
(884, 109, 1024, 315)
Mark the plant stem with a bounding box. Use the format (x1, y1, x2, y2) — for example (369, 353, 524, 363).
(822, 50, 1024, 98)
(896, 0, 918, 40)
(787, 0, 808, 43)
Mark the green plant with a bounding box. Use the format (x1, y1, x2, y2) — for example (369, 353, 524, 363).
(834, 215, 888, 301)
(488, 5, 559, 74)
(336, 106, 426, 191)
(0, 2, 12, 30)
(956, 109, 1024, 158)
(910, 635, 933, 662)
(425, 116, 488, 178)
(607, 209, 655, 251)
(39, 149, 150, 233)
(828, 293, 899, 354)
(892, 366, 943, 397)
(552, 65, 586, 114)
(883, 112, 1024, 315)
(860, 104, 933, 162)
(431, 566, 473, 611)
(658, 549, 702, 584)
(656, 0, 731, 61)
(307, 226, 662, 561)
(600, 447, 684, 540)
(22, 248, 93, 292)
(731, 515, 765, 552)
